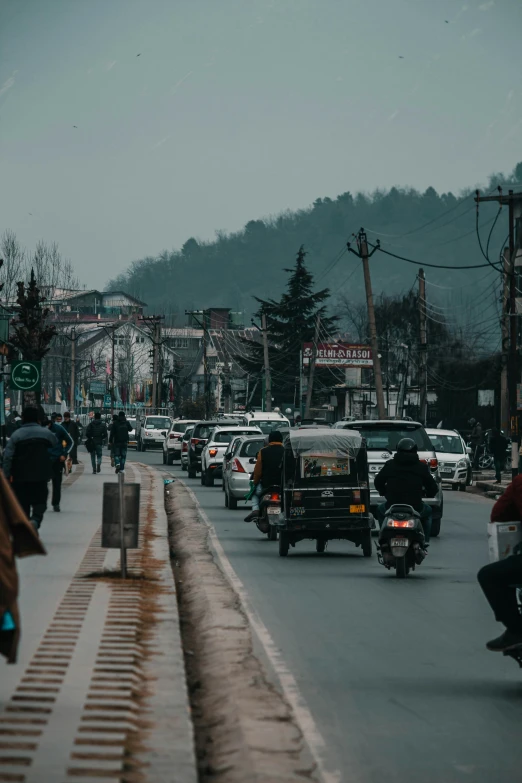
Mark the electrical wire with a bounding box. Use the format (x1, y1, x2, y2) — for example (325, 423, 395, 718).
(368, 242, 501, 270)
(315, 246, 348, 283)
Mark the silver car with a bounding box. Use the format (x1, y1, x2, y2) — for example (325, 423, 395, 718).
(342, 420, 444, 537)
(223, 435, 265, 510)
(426, 428, 472, 491)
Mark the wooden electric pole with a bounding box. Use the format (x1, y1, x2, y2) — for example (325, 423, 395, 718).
(185, 310, 211, 418)
(347, 230, 387, 419)
(501, 247, 510, 435)
(304, 313, 321, 419)
(70, 329, 76, 413)
(418, 269, 427, 425)
(261, 312, 272, 412)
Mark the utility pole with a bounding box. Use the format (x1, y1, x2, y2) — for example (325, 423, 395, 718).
(139, 315, 165, 412)
(261, 312, 272, 412)
(418, 269, 427, 425)
(185, 310, 211, 418)
(111, 327, 115, 416)
(70, 329, 76, 414)
(475, 190, 522, 477)
(222, 320, 232, 413)
(347, 229, 387, 419)
(501, 247, 510, 434)
(304, 313, 321, 419)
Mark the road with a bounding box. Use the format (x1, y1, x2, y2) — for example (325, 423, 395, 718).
(128, 447, 522, 783)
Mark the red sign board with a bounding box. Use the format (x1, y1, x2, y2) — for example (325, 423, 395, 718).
(302, 343, 373, 368)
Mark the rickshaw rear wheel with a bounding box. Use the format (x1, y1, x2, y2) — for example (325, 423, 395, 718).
(316, 539, 326, 553)
(279, 533, 289, 557)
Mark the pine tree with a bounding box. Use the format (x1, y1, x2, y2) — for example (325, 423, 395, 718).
(11, 268, 57, 361)
(236, 246, 337, 405)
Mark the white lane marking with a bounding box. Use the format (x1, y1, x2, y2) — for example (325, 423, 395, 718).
(182, 482, 342, 783)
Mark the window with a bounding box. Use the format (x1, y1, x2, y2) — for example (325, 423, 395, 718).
(145, 417, 171, 430)
(240, 439, 264, 457)
(135, 336, 145, 344)
(174, 338, 189, 349)
(428, 434, 464, 454)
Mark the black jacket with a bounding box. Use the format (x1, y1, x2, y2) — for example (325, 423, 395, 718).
(374, 451, 438, 512)
(489, 433, 509, 459)
(253, 442, 284, 487)
(62, 419, 79, 444)
(86, 419, 108, 446)
(109, 419, 132, 446)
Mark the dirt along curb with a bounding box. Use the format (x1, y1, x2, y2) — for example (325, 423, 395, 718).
(166, 480, 320, 783)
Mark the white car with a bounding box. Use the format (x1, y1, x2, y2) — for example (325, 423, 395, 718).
(127, 418, 137, 449)
(137, 415, 172, 451)
(162, 419, 197, 465)
(223, 434, 266, 509)
(426, 428, 472, 491)
(243, 410, 291, 436)
(200, 426, 262, 486)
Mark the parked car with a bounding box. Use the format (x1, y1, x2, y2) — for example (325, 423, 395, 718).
(127, 418, 137, 449)
(340, 419, 444, 537)
(162, 419, 197, 465)
(426, 428, 472, 490)
(136, 415, 172, 451)
(181, 427, 194, 471)
(187, 419, 243, 478)
(223, 434, 266, 509)
(200, 426, 261, 486)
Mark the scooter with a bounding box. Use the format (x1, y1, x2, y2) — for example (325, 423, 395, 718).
(377, 504, 427, 578)
(256, 485, 281, 541)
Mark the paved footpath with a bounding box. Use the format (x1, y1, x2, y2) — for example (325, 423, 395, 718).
(0, 457, 197, 783)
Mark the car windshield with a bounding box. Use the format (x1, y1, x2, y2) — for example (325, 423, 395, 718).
(428, 434, 464, 454)
(173, 422, 190, 433)
(145, 417, 171, 430)
(348, 425, 433, 452)
(249, 420, 289, 434)
(240, 439, 264, 457)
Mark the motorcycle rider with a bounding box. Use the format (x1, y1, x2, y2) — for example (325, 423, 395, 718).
(244, 430, 284, 522)
(374, 437, 438, 544)
(477, 476, 522, 652)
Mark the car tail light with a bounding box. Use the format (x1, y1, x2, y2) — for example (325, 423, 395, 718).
(270, 493, 281, 501)
(191, 438, 200, 446)
(387, 519, 415, 528)
(182, 442, 188, 452)
(430, 458, 438, 470)
(232, 459, 246, 473)
(209, 448, 218, 457)
(169, 433, 176, 439)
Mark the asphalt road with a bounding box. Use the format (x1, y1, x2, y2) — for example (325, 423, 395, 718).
(128, 447, 522, 783)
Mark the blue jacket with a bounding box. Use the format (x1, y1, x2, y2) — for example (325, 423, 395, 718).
(49, 422, 73, 462)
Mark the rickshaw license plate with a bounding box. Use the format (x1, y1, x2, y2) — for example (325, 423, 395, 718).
(391, 538, 409, 547)
(350, 504, 366, 513)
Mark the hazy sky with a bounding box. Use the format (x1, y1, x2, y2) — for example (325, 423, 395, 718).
(1, 0, 521, 287)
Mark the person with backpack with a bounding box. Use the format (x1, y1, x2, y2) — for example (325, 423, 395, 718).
(85, 412, 108, 474)
(109, 411, 132, 473)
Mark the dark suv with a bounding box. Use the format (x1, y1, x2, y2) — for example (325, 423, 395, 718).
(187, 419, 241, 478)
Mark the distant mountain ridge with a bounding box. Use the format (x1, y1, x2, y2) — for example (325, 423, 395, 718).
(108, 162, 522, 321)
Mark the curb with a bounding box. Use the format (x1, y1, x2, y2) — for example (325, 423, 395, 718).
(136, 467, 198, 783)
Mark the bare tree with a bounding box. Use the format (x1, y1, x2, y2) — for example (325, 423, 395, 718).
(0, 230, 26, 303)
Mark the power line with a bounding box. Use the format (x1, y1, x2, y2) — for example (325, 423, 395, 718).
(369, 241, 501, 270)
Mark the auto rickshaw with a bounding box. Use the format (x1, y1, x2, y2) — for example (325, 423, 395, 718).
(276, 428, 373, 557)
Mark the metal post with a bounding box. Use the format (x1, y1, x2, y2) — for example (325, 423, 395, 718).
(261, 313, 272, 412)
(111, 327, 115, 417)
(418, 269, 427, 425)
(304, 314, 321, 419)
(501, 247, 510, 434)
(70, 329, 76, 414)
(118, 470, 127, 578)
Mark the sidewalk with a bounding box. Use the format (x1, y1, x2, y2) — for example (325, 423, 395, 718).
(473, 468, 512, 496)
(0, 457, 197, 783)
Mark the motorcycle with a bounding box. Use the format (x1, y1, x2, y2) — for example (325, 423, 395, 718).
(255, 485, 281, 541)
(377, 504, 426, 578)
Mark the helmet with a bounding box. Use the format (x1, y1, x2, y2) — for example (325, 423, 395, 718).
(397, 437, 417, 453)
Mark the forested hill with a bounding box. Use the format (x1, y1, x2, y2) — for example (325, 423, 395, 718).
(108, 162, 522, 321)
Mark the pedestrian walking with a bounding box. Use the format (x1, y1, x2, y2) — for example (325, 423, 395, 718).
(62, 411, 80, 465)
(469, 419, 483, 469)
(489, 428, 509, 484)
(108, 414, 118, 467)
(0, 468, 46, 663)
(47, 413, 73, 512)
(109, 411, 132, 473)
(2, 407, 58, 530)
(85, 412, 108, 475)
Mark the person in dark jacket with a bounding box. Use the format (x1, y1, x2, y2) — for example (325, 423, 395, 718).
(62, 411, 80, 465)
(477, 475, 522, 652)
(6, 411, 21, 438)
(469, 419, 483, 469)
(489, 428, 509, 484)
(85, 412, 108, 474)
(244, 431, 284, 522)
(109, 411, 132, 473)
(47, 413, 73, 512)
(374, 438, 439, 543)
(2, 407, 58, 529)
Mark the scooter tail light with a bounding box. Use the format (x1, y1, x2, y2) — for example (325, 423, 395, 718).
(388, 519, 415, 528)
(270, 493, 281, 501)
(232, 458, 246, 473)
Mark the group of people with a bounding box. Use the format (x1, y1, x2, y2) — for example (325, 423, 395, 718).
(84, 410, 132, 475)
